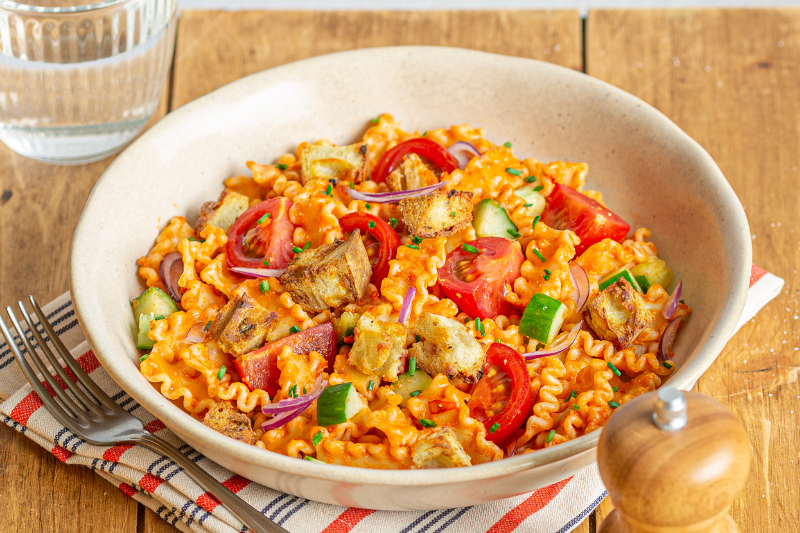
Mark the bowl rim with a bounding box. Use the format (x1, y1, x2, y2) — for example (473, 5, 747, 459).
(70, 45, 752, 487)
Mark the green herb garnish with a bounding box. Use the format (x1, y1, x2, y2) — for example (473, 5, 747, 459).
(532, 215, 540, 230)
(217, 366, 226, 380)
(259, 280, 269, 294)
(475, 318, 485, 337)
(275, 163, 288, 171)
(368, 221, 375, 229)
(506, 168, 522, 176)
(140, 354, 149, 362)
(409, 357, 416, 376)
(419, 418, 436, 428)
(462, 244, 479, 254)
(411, 236, 422, 245)
(410, 390, 421, 398)
(546, 429, 555, 443)
(289, 325, 301, 334)
(257, 212, 271, 224)
(609, 401, 620, 409)
(367, 380, 374, 391)
(504, 142, 512, 148)
(507, 228, 521, 238)
(543, 269, 551, 281)
(607, 361, 621, 377)
(533, 185, 544, 192)
(490, 422, 500, 433)
(313, 431, 323, 446)
(406, 244, 419, 250)
(533, 248, 546, 262)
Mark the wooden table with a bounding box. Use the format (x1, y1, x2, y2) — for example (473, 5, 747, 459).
(0, 9, 797, 532)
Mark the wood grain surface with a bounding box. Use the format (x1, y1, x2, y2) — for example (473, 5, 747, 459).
(0, 8, 797, 533)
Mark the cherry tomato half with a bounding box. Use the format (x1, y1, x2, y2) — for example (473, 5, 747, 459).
(372, 138, 460, 183)
(225, 197, 296, 270)
(438, 237, 524, 320)
(468, 342, 533, 444)
(234, 322, 336, 396)
(339, 212, 401, 287)
(541, 184, 630, 256)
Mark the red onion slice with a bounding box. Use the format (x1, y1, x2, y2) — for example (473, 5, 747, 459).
(522, 321, 583, 361)
(661, 280, 683, 319)
(185, 323, 207, 344)
(262, 375, 327, 419)
(447, 141, 480, 169)
(345, 181, 447, 204)
(261, 405, 309, 432)
(657, 316, 682, 362)
(159, 251, 184, 304)
(398, 287, 416, 325)
(229, 266, 287, 279)
(569, 262, 590, 313)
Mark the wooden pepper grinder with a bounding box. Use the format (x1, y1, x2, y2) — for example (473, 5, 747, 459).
(597, 387, 750, 533)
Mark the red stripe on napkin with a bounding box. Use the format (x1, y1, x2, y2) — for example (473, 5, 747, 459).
(197, 492, 222, 513)
(103, 444, 135, 462)
(486, 477, 571, 533)
(145, 419, 166, 433)
(320, 508, 375, 533)
(750, 264, 767, 287)
(140, 472, 165, 493)
(10, 391, 43, 425)
(222, 474, 251, 493)
(119, 483, 138, 498)
(51, 445, 74, 463)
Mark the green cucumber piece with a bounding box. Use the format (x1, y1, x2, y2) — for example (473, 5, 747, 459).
(630, 258, 674, 293)
(472, 198, 518, 239)
(390, 370, 433, 407)
(520, 293, 567, 345)
(317, 382, 361, 426)
(598, 267, 642, 293)
(334, 312, 360, 344)
(136, 313, 157, 350)
(131, 287, 179, 324)
(513, 185, 546, 216)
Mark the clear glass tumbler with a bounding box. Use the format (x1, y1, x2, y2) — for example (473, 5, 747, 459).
(0, 0, 176, 164)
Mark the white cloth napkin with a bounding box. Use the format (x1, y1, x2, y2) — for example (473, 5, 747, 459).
(0, 265, 783, 533)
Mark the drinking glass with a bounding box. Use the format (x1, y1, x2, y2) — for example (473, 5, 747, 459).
(0, 0, 177, 164)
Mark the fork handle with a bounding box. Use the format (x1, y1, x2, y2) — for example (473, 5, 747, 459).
(135, 432, 290, 533)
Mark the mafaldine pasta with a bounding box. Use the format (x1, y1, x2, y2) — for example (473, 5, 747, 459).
(132, 114, 690, 469)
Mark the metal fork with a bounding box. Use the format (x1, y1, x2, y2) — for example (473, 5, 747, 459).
(0, 296, 288, 533)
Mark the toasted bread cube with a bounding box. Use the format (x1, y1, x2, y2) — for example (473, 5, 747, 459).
(412, 427, 472, 468)
(399, 189, 474, 238)
(300, 143, 368, 184)
(280, 230, 371, 313)
(202, 402, 257, 445)
(386, 153, 439, 192)
(348, 312, 407, 382)
(210, 293, 277, 356)
(195, 190, 250, 234)
(409, 313, 485, 383)
(584, 279, 654, 350)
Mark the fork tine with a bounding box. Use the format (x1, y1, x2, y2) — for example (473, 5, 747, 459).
(28, 296, 119, 413)
(0, 312, 87, 433)
(17, 301, 107, 419)
(4, 306, 91, 426)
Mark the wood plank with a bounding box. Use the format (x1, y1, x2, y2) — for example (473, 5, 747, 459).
(587, 8, 800, 532)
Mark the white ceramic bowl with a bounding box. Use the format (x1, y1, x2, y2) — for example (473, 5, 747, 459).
(70, 47, 751, 510)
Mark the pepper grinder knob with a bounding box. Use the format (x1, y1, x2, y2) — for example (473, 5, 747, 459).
(597, 387, 750, 533)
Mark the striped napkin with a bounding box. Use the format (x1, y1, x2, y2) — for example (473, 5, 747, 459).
(0, 265, 783, 533)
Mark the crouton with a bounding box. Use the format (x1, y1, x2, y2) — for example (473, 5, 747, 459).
(584, 279, 654, 350)
(399, 189, 474, 238)
(409, 313, 485, 383)
(412, 427, 472, 468)
(299, 143, 368, 184)
(280, 230, 371, 313)
(195, 190, 250, 234)
(202, 402, 257, 445)
(209, 293, 278, 356)
(348, 312, 407, 382)
(386, 153, 439, 192)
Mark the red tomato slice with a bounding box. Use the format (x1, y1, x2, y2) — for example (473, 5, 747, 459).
(468, 343, 532, 444)
(372, 138, 459, 183)
(234, 322, 336, 396)
(541, 184, 631, 256)
(339, 212, 401, 286)
(438, 237, 524, 320)
(225, 198, 296, 270)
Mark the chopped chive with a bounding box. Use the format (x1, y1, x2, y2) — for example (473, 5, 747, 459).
(257, 212, 271, 224)
(533, 248, 546, 262)
(543, 269, 551, 281)
(679, 299, 685, 304)
(204, 320, 213, 331)
(546, 429, 555, 443)
(490, 422, 501, 433)
(415, 334, 421, 342)
(275, 163, 288, 171)
(475, 318, 485, 337)
(464, 317, 470, 323)
(567, 389, 577, 400)
(304, 387, 308, 394)
(370, 116, 380, 124)
(365, 203, 371, 210)
(422, 131, 427, 137)
(419, 418, 436, 428)
(662, 361, 673, 369)
(326, 184, 332, 196)
(389, 218, 398, 228)
(189, 237, 197, 242)
(533, 185, 544, 192)
(532, 215, 541, 230)
(607, 361, 621, 377)
(263, 261, 271, 268)
(367, 380, 375, 391)
(303, 241, 311, 250)
(217, 366, 226, 380)
(350, 182, 355, 189)
(451, 211, 456, 218)
(411, 235, 422, 245)
(409, 357, 417, 376)
(524, 176, 536, 183)
(259, 280, 269, 294)
(609, 400, 621, 409)
(506, 168, 522, 176)
(406, 244, 419, 250)
(462, 244, 479, 254)
(523, 203, 533, 207)
(504, 142, 512, 148)
(153, 315, 165, 321)
(305, 456, 325, 463)
(612, 386, 619, 392)
(313, 431, 323, 446)
(507, 228, 521, 238)
(410, 390, 421, 398)
(292, 246, 303, 254)
(289, 384, 298, 398)
(572, 403, 580, 411)
(368, 221, 375, 229)
(140, 353, 149, 362)
(290, 325, 301, 334)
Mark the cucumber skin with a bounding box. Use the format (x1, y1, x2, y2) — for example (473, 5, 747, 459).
(634, 274, 651, 293)
(520, 293, 567, 344)
(391, 370, 433, 407)
(472, 198, 518, 239)
(630, 258, 673, 292)
(598, 268, 642, 292)
(131, 287, 179, 324)
(317, 382, 359, 426)
(136, 314, 157, 350)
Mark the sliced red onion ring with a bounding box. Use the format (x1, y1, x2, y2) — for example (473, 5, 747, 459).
(261, 405, 309, 432)
(261, 376, 328, 433)
(229, 266, 287, 279)
(345, 181, 447, 204)
(398, 287, 416, 325)
(522, 321, 583, 361)
(569, 262, 591, 313)
(661, 280, 683, 319)
(185, 323, 207, 344)
(447, 141, 480, 169)
(657, 316, 682, 362)
(159, 251, 184, 304)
